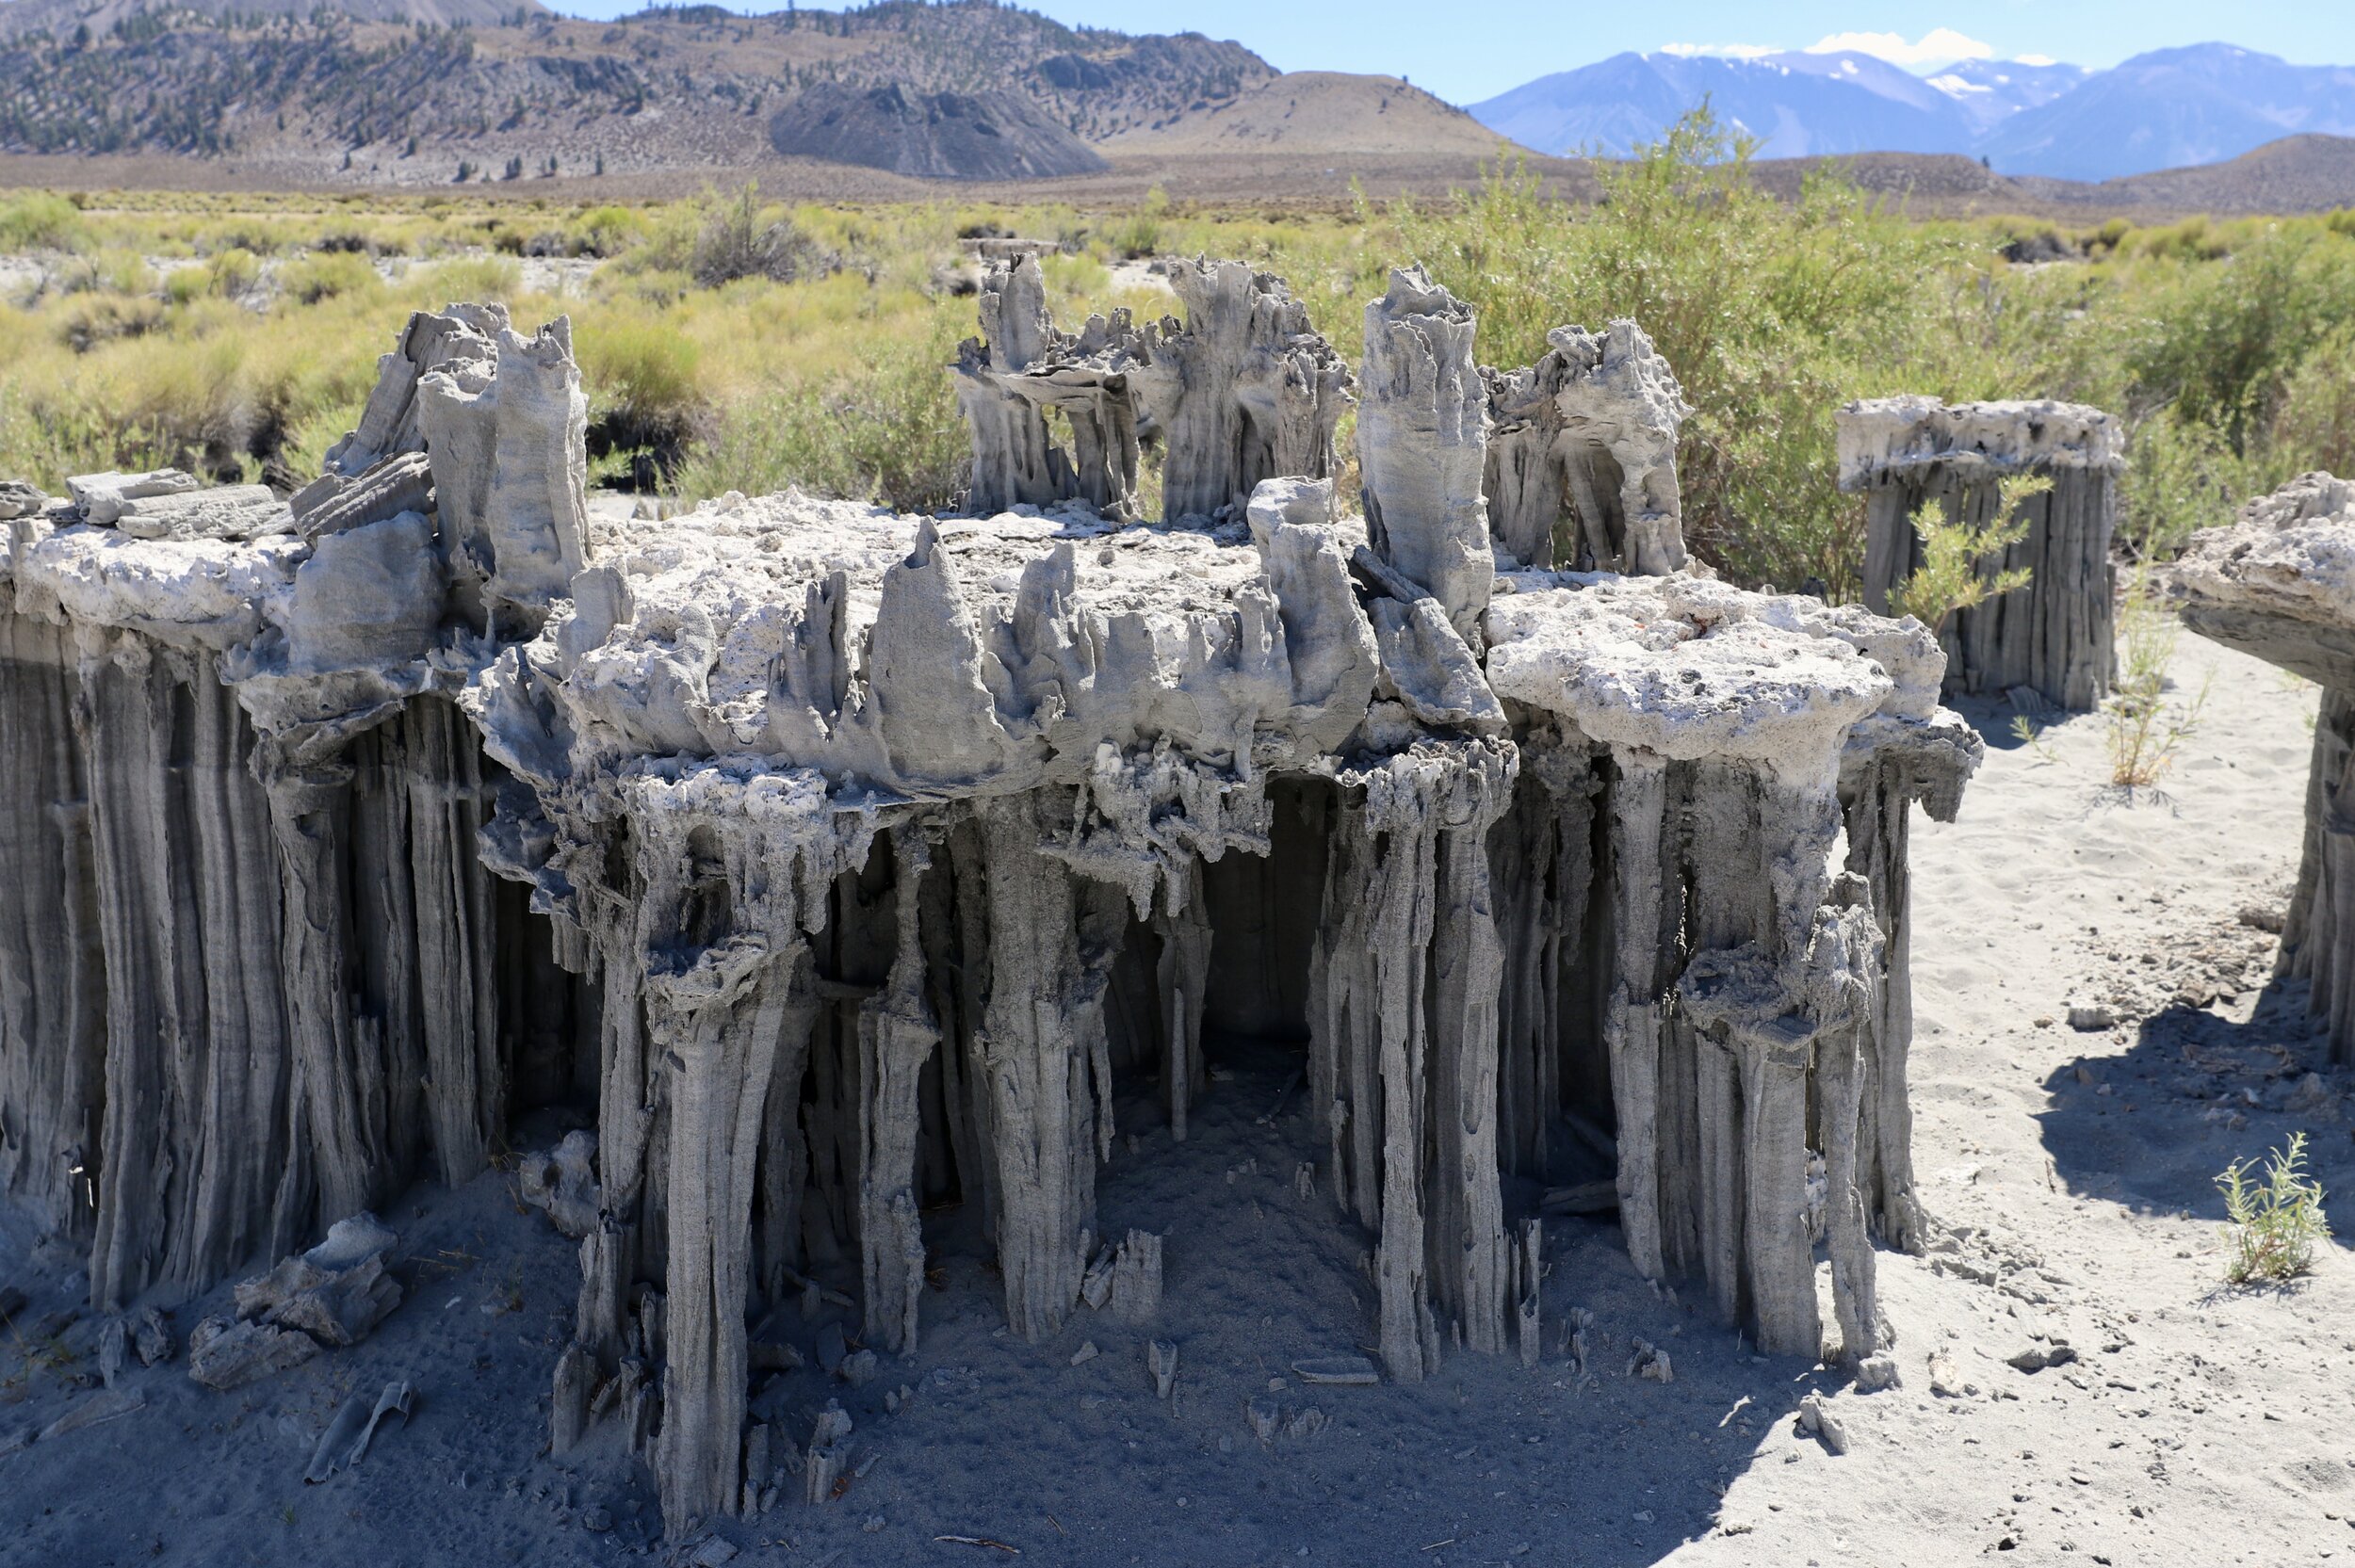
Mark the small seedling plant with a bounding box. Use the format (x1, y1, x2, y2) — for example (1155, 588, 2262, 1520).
(2107, 564, 2210, 792)
(2216, 1130, 2331, 1285)
(1891, 472, 2052, 635)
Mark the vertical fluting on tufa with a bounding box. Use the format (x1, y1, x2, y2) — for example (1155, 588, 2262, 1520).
(1358, 266, 1493, 648)
(1144, 258, 1353, 522)
(1483, 317, 1691, 574)
(414, 315, 591, 634)
(950, 254, 1152, 519)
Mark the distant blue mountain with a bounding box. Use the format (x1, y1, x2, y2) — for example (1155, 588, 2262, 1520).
(1470, 43, 2355, 181)
(1471, 50, 1973, 161)
(1977, 44, 2355, 181)
(1922, 57, 2090, 137)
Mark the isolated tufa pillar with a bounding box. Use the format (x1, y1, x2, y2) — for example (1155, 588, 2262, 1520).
(1839, 396, 2121, 710)
(2175, 472, 2355, 1067)
(1359, 266, 1493, 646)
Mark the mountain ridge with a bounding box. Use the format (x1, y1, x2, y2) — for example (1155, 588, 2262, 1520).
(1470, 41, 2355, 183)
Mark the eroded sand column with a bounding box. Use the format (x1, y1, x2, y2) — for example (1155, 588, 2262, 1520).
(1840, 396, 2121, 709)
(2175, 472, 2355, 1065)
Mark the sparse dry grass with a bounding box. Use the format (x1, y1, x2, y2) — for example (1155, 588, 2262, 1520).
(2106, 567, 2211, 792)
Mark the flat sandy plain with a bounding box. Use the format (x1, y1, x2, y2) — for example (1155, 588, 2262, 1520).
(0, 629, 2347, 1567)
(8, 137, 2355, 221)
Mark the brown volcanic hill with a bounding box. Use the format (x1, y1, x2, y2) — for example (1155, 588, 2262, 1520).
(1106, 71, 1518, 158)
(1746, 136, 2355, 220)
(768, 82, 1107, 181)
(0, 0, 534, 37)
(0, 0, 1274, 175)
(2066, 133, 2355, 214)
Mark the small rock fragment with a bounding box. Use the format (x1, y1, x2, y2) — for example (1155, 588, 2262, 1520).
(1629, 1338, 1673, 1382)
(516, 1130, 602, 1239)
(1854, 1352, 1901, 1393)
(187, 1317, 320, 1391)
(97, 1317, 128, 1389)
(742, 1425, 772, 1517)
(2066, 1002, 2115, 1031)
(1069, 1340, 1099, 1366)
(748, 1340, 804, 1372)
(1107, 1230, 1163, 1326)
(1149, 1339, 1179, 1400)
(1796, 1392, 1849, 1455)
(805, 1400, 853, 1506)
(303, 1381, 414, 1483)
(552, 1343, 596, 1454)
(1291, 1354, 1380, 1386)
(2007, 1341, 2076, 1373)
(131, 1306, 173, 1367)
(0, 478, 48, 520)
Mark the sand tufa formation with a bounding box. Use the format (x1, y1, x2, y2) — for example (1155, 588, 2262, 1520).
(2174, 470, 2355, 1065)
(1840, 396, 2122, 711)
(0, 261, 1978, 1533)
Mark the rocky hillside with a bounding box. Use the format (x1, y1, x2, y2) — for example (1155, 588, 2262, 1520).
(1105, 72, 1508, 158)
(0, 0, 1276, 179)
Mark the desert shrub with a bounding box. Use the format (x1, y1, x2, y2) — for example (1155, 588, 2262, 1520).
(1105, 186, 1171, 259)
(569, 204, 647, 258)
(689, 186, 830, 288)
(2266, 324, 2355, 481)
(203, 247, 265, 302)
(84, 328, 260, 476)
(275, 396, 367, 483)
(279, 251, 382, 306)
(2125, 214, 2233, 263)
(55, 292, 167, 353)
(2083, 217, 2133, 255)
(2127, 226, 2355, 459)
(674, 309, 967, 512)
(2119, 409, 2269, 559)
(576, 308, 706, 464)
(2217, 1131, 2331, 1285)
(419, 253, 523, 303)
(53, 248, 156, 297)
(0, 192, 89, 252)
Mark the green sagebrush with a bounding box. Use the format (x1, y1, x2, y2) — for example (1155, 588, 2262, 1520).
(2217, 1130, 2331, 1285)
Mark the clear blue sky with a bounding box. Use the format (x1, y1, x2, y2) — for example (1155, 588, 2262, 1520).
(550, 0, 2355, 105)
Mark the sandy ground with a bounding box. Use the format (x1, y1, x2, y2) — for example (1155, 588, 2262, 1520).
(2, 626, 2349, 1568)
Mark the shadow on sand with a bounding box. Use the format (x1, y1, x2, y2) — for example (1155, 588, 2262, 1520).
(2034, 973, 2355, 1249)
